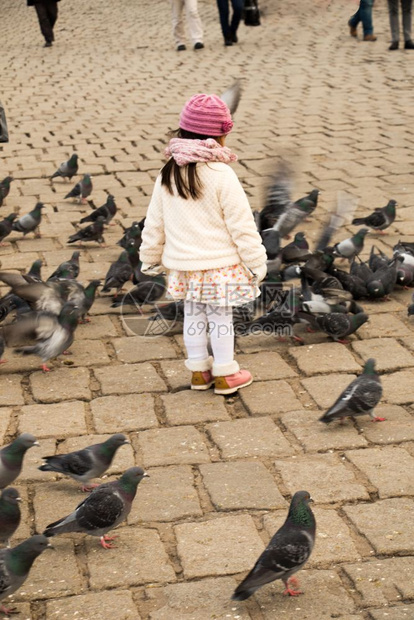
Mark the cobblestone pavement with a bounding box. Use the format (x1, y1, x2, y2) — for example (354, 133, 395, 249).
(1, 0, 414, 618)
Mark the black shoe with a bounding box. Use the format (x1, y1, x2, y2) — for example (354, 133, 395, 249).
(194, 42, 204, 50)
(224, 38, 233, 46)
(231, 32, 238, 43)
(177, 44, 186, 51)
(389, 41, 399, 50)
(405, 39, 414, 49)
(44, 41, 52, 47)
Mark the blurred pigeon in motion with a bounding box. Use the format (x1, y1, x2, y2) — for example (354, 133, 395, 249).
(74, 279, 101, 322)
(3, 302, 80, 371)
(0, 272, 69, 315)
(273, 190, 319, 238)
(333, 228, 368, 260)
(352, 199, 396, 234)
(320, 358, 384, 423)
(11, 202, 44, 237)
(0, 434, 39, 489)
(232, 491, 315, 600)
(39, 434, 129, 491)
(0, 293, 31, 324)
(0, 535, 51, 616)
(64, 173, 92, 203)
(260, 229, 281, 260)
(43, 467, 149, 549)
(219, 79, 242, 115)
(259, 162, 294, 230)
(0, 488, 21, 547)
(51, 153, 79, 181)
(0, 177, 13, 203)
(48, 251, 81, 281)
(0, 214, 17, 245)
(67, 216, 105, 246)
(80, 194, 117, 225)
(315, 191, 356, 253)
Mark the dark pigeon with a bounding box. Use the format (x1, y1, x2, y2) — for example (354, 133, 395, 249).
(274, 190, 319, 238)
(0, 535, 51, 616)
(0, 488, 21, 547)
(11, 202, 44, 237)
(43, 467, 149, 548)
(232, 491, 316, 600)
(0, 434, 39, 489)
(39, 434, 129, 491)
(320, 358, 384, 423)
(67, 216, 105, 246)
(0, 214, 17, 245)
(48, 251, 81, 281)
(314, 311, 368, 344)
(51, 153, 79, 181)
(0, 177, 13, 202)
(259, 163, 294, 230)
(117, 220, 143, 250)
(352, 199, 396, 233)
(80, 194, 117, 225)
(102, 246, 136, 296)
(64, 174, 92, 203)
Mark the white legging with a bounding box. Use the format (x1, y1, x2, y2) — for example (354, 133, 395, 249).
(183, 301, 234, 365)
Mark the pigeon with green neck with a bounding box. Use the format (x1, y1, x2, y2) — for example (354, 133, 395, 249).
(273, 190, 319, 239)
(11, 202, 44, 237)
(232, 491, 315, 600)
(0, 535, 52, 616)
(43, 467, 149, 548)
(39, 434, 129, 491)
(51, 153, 79, 181)
(0, 488, 22, 547)
(64, 173, 92, 204)
(80, 194, 117, 225)
(102, 244, 137, 297)
(320, 358, 384, 423)
(48, 251, 81, 281)
(313, 311, 368, 344)
(67, 216, 105, 246)
(333, 228, 368, 260)
(0, 434, 39, 489)
(352, 199, 396, 234)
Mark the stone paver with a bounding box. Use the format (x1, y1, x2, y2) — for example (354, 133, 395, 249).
(2, 0, 414, 616)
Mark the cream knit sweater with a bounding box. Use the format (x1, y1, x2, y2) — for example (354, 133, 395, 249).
(140, 162, 267, 272)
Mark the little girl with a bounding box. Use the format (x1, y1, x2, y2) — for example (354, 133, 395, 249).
(140, 93, 267, 395)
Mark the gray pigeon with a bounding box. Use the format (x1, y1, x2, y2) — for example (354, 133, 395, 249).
(102, 243, 138, 296)
(320, 358, 384, 423)
(313, 311, 368, 344)
(333, 228, 368, 260)
(67, 216, 105, 246)
(48, 251, 81, 281)
(51, 153, 79, 181)
(232, 491, 316, 600)
(4, 302, 80, 371)
(352, 199, 396, 233)
(0, 488, 21, 547)
(0, 535, 51, 616)
(0, 434, 39, 489)
(80, 194, 117, 225)
(0, 177, 13, 202)
(259, 162, 294, 230)
(39, 434, 129, 491)
(0, 273, 68, 315)
(11, 202, 44, 237)
(0, 214, 17, 245)
(64, 173, 92, 203)
(43, 467, 149, 548)
(219, 80, 242, 115)
(273, 190, 319, 238)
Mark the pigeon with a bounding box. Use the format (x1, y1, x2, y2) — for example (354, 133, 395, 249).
(64, 173, 92, 203)
(273, 190, 319, 238)
(0, 273, 68, 315)
(117, 220, 143, 250)
(39, 434, 129, 491)
(368, 245, 390, 272)
(0, 293, 30, 324)
(148, 300, 185, 323)
(352, 199, 396, 234)
(328, 265, 368, 300)
(333, 228, 368, 260)
(259, 162, 294, 230)
(319, 358, 384, 423)
(3, 302, 80, 371)
(260, 229, 281, 260)
(0, 177, 13, 202)
(102, 247, 136, 296)
(0, 434, 39, 489)
(0, 488, 21, 547)
(313, 311, 368, 344)
(315, 191, 356, 253)
(51, 153, 79, 181)
(80, 194, 117, 225)
(110, 267, 165, 308)
(25, 259, 43, 283)
(0, 214, 17, 245)
(48, 251, 81, 281)
(0, 335, 5, 364)
(11, 202, 44, 237)
(0, 535, 52, 616)
(237, 289, 302, 341)
(232, 491, 316, 601)
(280, 232, 312, 264)
(75, 279, 101, 322)
(43, 467, 149, 548)
(220, 80, 242, 115)
(67, 216, 105, 246)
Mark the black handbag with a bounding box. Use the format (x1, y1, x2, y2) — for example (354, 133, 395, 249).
(244, 0, 260, 26)
(0, 101, 9, 143)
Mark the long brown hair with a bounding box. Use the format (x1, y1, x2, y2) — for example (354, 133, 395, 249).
(161, 128, 222, 200)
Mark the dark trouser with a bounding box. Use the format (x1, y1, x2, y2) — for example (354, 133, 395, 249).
(388, 0, 412, 42)
(216, 0, 244, 39)
(34, 1, 58, 43)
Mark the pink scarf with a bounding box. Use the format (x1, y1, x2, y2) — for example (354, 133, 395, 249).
(165, 138, 238, 167)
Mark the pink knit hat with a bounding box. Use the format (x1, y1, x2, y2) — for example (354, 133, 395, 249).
(179, 93, 234, 136)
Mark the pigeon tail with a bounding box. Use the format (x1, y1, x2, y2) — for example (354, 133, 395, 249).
(352, 217, 366, 225)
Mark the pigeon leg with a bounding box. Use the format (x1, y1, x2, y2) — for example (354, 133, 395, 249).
(100, 534, 118, 549)
(371, 416, 386, 422)
(292, 335, 305, 344)
(282, 577, 303, 596)
(35, 231, 41, 239)
(335, 339, 350, 345)
(0, 242, 10, 247)
(306, 327, 316, 333)
(0, 603, 17, 615)
(81, 483, 100, 492)
(0, 359, 8, 364)
(41, 363, 51, 372)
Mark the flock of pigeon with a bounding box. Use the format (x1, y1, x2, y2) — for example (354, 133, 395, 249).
(1, 83, 414, 612)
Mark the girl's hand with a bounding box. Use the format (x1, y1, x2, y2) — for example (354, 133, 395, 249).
(141, 263, 164, 276)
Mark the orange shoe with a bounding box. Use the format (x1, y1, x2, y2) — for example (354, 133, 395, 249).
(191, 370, 214, 390)
(363, 34, 377, 41)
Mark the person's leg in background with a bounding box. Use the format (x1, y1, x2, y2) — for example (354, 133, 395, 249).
(171, 0, 186, 50)
(185, 0, 204, 48)
(401, 0, 414, 47)
(360, 0, 376, 39)
(348, 1, 362, 36)
(229, 0, 244, 42)
(216, 0, 233, 45)
(387, 0, 400, 48)
(44, 0, 58, 41)
(34, 2, 54, 46)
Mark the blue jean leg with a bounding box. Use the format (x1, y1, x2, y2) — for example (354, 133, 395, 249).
(349, 0, 374, 35)
(216, 0, 244, 38)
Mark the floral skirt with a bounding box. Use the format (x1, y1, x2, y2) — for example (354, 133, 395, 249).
(167, 264, 260, 307)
